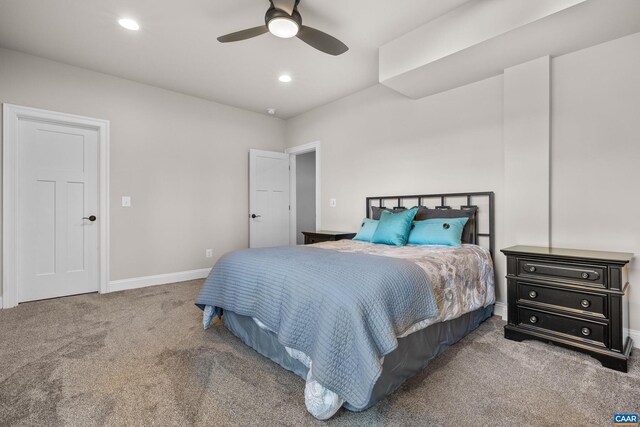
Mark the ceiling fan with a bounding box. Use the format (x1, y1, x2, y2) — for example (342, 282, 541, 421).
(217, 0, 348, 56)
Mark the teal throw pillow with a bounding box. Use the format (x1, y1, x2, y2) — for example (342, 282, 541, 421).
(353, 218, 379, 242)
(370, 208, 418, 246)
(407, 217, 469, 246)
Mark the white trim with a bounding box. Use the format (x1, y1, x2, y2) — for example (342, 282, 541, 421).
(494, 301, 507, 320)
(108, 268, 211, 293)
(288, 154, 297, 245)
(627, 328, 640, 349)
(285, 141, 321, 246)
(0, 297, 3, 309)
(2, 103, 110, 308)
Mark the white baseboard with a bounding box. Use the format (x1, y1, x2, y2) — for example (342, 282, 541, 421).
(492, 301, 639, 349)
(628, 328, 640, 349)
(493, 301, 507, 320)
(108, 268, 211, 293)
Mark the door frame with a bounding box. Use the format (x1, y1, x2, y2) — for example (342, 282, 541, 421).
(2, 104, 110, 308)
(285, 141, 321, 246)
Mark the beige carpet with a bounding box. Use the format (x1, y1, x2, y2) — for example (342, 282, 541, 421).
(0, 280, 637, 426)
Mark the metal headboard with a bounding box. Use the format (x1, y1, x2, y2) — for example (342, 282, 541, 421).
(366, 191, 495, 258)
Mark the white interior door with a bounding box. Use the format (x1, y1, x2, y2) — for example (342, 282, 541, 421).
(249, 149, 290, 248)
(17, 119, 99, 302)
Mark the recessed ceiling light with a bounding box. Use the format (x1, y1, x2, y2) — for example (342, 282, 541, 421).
(278, 75, 292, 83)
(266, 108, 276, 115)
(118, 18, 140, 31)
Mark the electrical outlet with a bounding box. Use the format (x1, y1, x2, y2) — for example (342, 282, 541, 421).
(122, 196, 131, 207)
(205, 249, 213, 258)
(329, 198, 337, 207)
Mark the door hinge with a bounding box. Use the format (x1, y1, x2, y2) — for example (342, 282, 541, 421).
(289, 205, 291, 211)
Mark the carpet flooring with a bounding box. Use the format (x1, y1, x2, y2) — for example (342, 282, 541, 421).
(0, 280, 637, 426)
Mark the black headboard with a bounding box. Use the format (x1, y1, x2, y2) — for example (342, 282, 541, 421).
(366, 191, 495, 257)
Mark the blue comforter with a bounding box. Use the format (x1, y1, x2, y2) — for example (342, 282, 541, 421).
(195, 245, 439, 409)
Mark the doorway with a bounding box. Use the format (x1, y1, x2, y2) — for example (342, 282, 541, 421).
(295, 151, 316, 244)
(286, 141, 321, 246)
(3, 104, 110, 308)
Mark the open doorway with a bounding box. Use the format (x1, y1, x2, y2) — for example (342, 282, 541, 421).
(295, 151, 316, 244)
(286, 141, 321, 246)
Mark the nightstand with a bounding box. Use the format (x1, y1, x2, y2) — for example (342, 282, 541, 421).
(501, 245, 633, 372)
(301, 231, 356, 245)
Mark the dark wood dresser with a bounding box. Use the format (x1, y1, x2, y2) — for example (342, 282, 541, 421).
(301, 231, 356, 245)
(501, 245, 633, 372)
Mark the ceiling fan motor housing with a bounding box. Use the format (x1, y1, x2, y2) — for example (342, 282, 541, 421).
(265, 5, 302, 28)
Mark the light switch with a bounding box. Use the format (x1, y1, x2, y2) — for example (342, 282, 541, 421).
(122, 196, 131, 207)
(329, 198, 337, 208)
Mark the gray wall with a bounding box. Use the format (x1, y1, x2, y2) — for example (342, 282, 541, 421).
(295, 151, 316, 244)
(285, 33, 640, 331)
(550, 33, 640, 325)
(0, 47, 286, 285)
(285, 76, 505, 294)
(1, 32, 638, 331)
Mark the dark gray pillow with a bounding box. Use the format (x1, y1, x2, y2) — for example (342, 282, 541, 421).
(370, 206, 407, 220)
(412, 206, 429, 221)
(411, 206, 478, 244)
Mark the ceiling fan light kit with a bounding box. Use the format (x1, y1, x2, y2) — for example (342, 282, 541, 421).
(266, 7, 300, 38)
(268, 18, 298, 38)
(217, 0, 348, 56)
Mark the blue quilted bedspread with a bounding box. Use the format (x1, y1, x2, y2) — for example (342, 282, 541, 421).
(195, 245, 438, 409)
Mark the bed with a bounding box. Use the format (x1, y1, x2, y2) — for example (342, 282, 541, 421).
(196, 191, 496, 420)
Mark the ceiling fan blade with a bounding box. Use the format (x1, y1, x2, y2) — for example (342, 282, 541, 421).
(217, 25, 268, 43)
(296, 25, 348, 56)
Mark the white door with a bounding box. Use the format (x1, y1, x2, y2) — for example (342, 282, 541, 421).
(249, 149, 290, 248)
(17, 119, 99, 302)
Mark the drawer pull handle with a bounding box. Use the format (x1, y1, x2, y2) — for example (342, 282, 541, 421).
(528, 266, 536, 272)
(580, 299, 591, 308)
(528, 290, 538, 299)
(581, 327, 591, 336)
(581, 272, 589, 279)
(529, 315, 538, 324)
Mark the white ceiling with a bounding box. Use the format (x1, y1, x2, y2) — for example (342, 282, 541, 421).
(0, 0, 471, 118)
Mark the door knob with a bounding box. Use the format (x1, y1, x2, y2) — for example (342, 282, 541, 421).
(250, 214, 261, 219)
(82, 215, 97, 222)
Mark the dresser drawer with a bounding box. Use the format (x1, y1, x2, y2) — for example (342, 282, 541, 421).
(517, 282, 607, 318)
(517, 258, 605, 287)
(518, 307, 607, 347)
